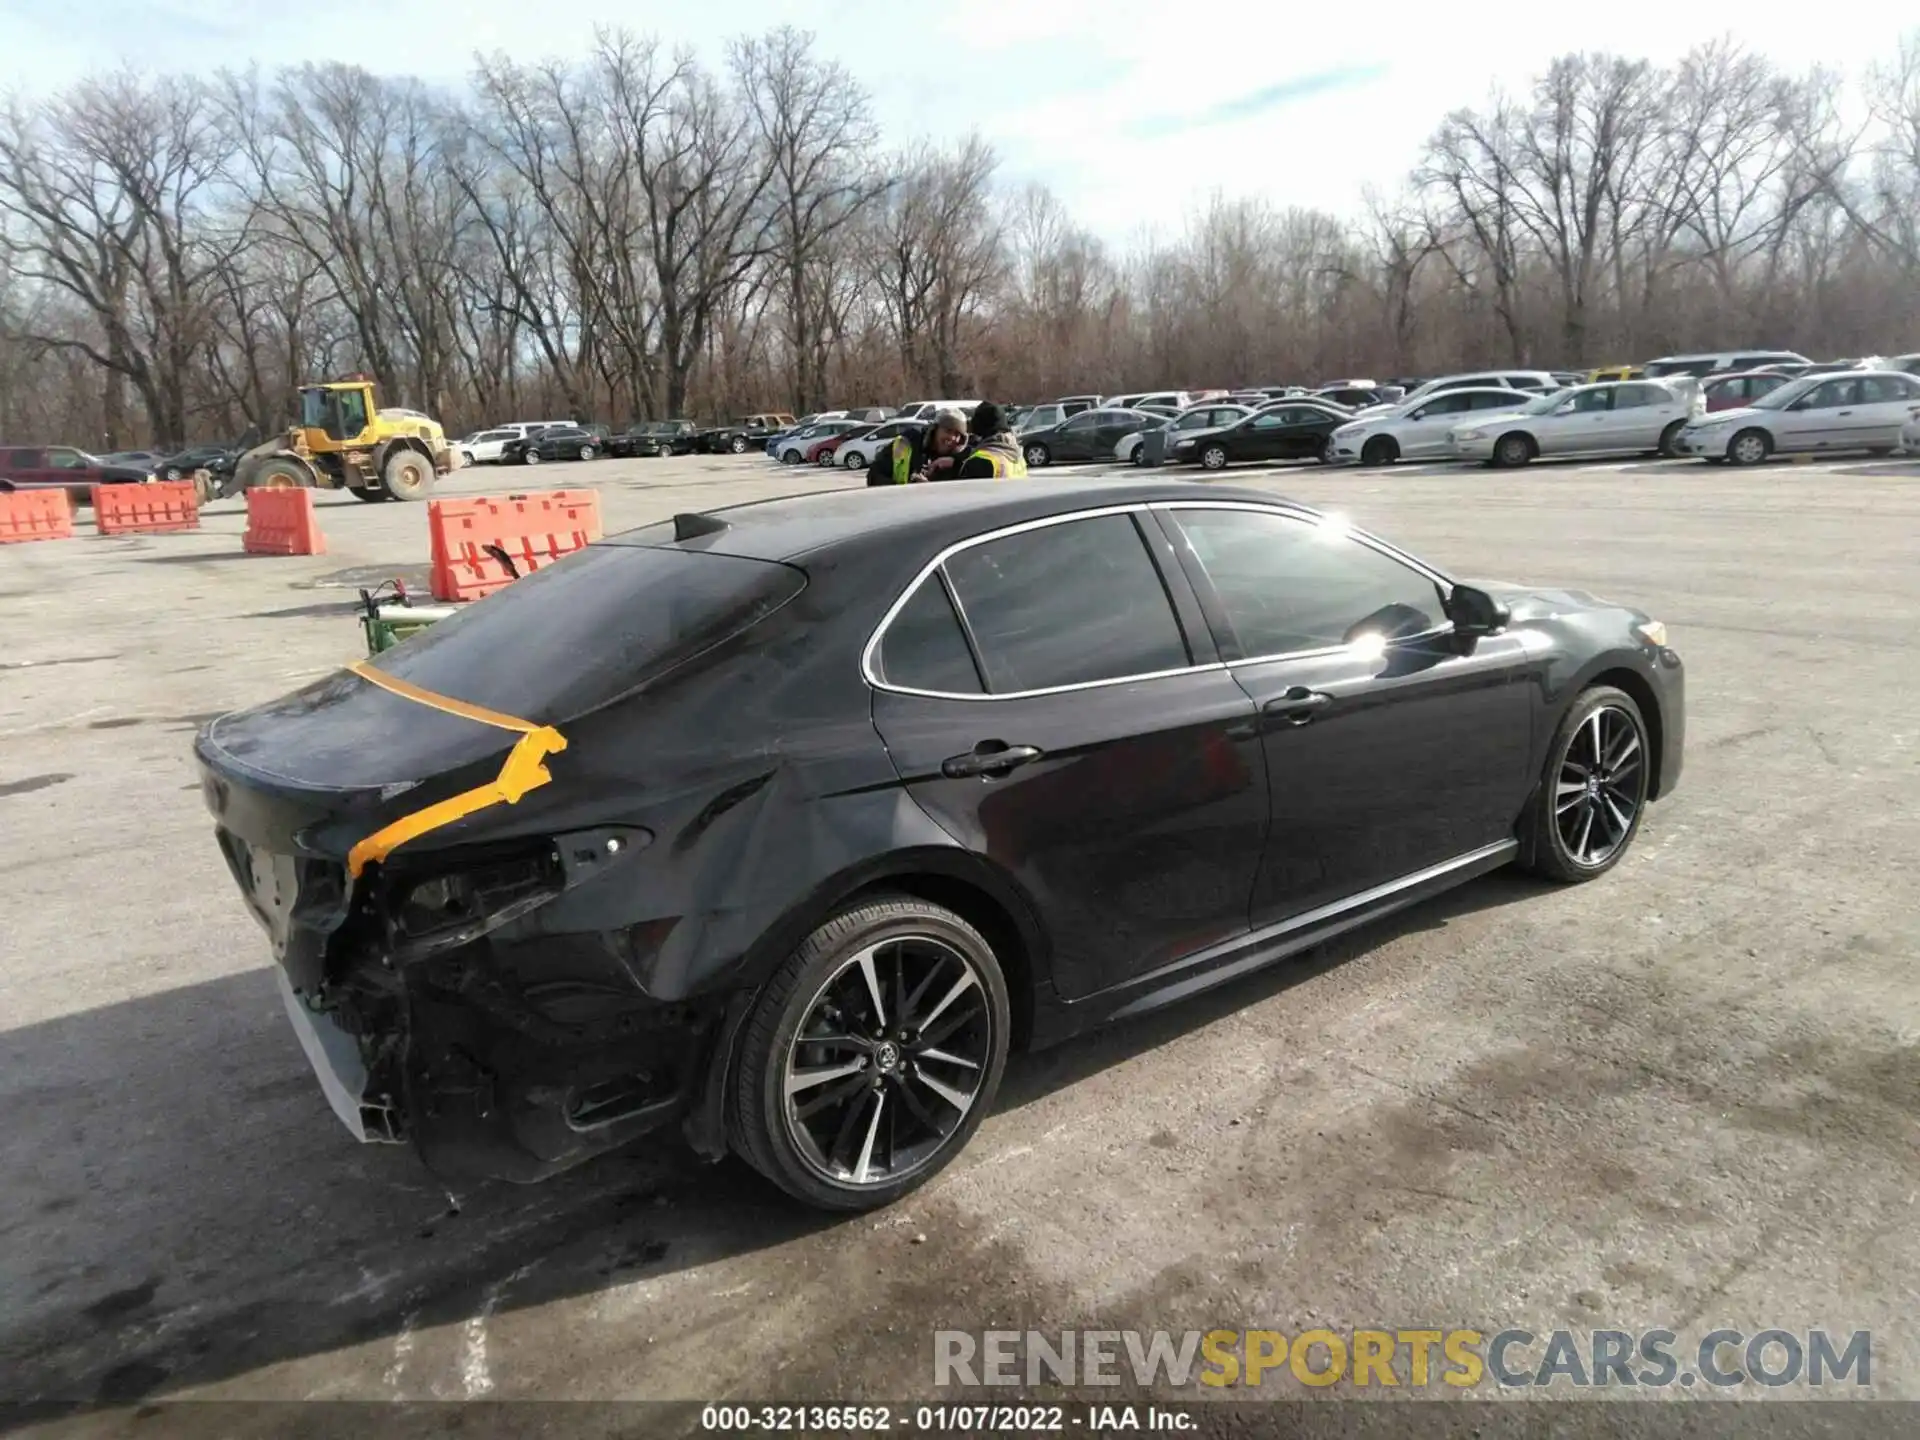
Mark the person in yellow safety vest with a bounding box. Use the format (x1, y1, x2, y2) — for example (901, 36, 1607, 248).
(950, 402, 1029, 479)
(865, 408, 970, 486)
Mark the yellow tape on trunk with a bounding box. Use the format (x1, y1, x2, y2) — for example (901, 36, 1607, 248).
(344, 660, 568, 878)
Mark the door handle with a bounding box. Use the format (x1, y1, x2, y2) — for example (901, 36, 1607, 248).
(1836, 410, 1853, 416)
(941, 742, 1044, 778)
(1263, 687, 1331, 725)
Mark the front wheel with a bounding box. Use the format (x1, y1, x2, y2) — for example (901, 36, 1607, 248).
(730, 435, 750, 454)
(1493, 432, 1536, 468)
(578, 444, 596, 461)
(1518, 686, 1651, 883)
(460, 450, 476, 467)
(780, 449, 803, 466)
(523, 449, 544, 466)
(348, 485, 388, 503)
(382, 449, 434, 501)
(1361, 436, 1398, 466)
(1727, 429, 1771, 467)
(729, 897, 1011, 1212)
(1199, 444, 1229, 470)
(817, 450, 839, 468)
(1024, 443, 1051, 468)
(844, 449, 866, 469)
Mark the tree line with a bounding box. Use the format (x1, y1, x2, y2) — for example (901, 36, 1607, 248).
(1, 28, 1917, 450)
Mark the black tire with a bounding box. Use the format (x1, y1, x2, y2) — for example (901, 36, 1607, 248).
(381, 448, 434, 501)
(348, 485, 388, 503)
(1361, 435, 1398, 466)
(1128, 442, 1145, 466)
(729, 896, 1011, 1212)
(459, 450, 476, 467)
(523, 449, 544, 466)
(1493, 432, 1536, 468)
(729, 435, 750, 454)
(1024, 443, 1051, 468)
(780, 449, 803, 466)
(250, 456, 314, 490)
(844, 449, 866, 469)
(1518, 685, 1651, 883)
(1726, 429, 1771, 466)
(1199, 443, 1229, 470)
(578, 444, 596, 461)
(1655, 420, 1684, 458)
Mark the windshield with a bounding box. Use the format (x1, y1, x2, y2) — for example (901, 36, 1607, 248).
(1750, 377, 1816, 411)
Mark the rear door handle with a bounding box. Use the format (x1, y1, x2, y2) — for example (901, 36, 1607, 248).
(1263, 687, 1331, 725)
(941, 742, 1044, 778)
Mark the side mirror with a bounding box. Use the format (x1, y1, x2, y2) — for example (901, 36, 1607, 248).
(1447, 583, 1510, 637)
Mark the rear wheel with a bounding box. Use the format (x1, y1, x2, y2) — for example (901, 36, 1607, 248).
(1727, 429, 1771, 466)
(1361, 436, 1398, 466)
(1315, 436, 1336, 464)
(729, 896, 1011, 1212)
(381, 448, 434, 501)
(460, 450, 476, 467)
(1518, 686, 1651, 883)
(523, 449, 544, 466)
(730, 435, 750, 454)
(1655, 420, 1684, 458)
(1493, 432, 1536, 468)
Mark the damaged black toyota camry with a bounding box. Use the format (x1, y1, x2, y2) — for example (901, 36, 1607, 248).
(197, 477, 1684, 1211)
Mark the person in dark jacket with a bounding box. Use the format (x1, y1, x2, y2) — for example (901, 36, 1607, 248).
(951, 401, 1028, 479)
(865, 409, 968, 486)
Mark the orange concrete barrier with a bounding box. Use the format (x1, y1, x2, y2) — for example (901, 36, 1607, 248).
(91, 480, 200, 535)
(242, 487, 327, 555)
(0, 488, 74, 544)
(428, 490, 602, 602)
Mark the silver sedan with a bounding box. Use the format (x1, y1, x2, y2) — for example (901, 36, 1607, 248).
(1329, 388, 1541, 465)
(1672, 370, 1920, 464)
(1449, 380, 1700, 467)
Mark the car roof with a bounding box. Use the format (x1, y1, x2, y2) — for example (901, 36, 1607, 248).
(603, 477, 1311, 565)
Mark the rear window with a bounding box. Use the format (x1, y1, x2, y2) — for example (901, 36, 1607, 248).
(369, 543, 807, 724)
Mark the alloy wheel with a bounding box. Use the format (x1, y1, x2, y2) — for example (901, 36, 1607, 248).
(781, 935, 994, 1189)
(1729, 431, 1769, 466)
(1554, 704, 1646, 868)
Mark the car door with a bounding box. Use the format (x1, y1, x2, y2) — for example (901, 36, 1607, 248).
(1233, 410, 1296, 460)
(1396, 391, 1474, 455)
(1604, 383, 1668, 450)
(1052, 411, 1103, 460)
(1540, 387, 1612, 454)
(1776, 378, 1855, 451)
(1095, 409, 1148, 455)
(1856, 373, 1920, 447)
(1156, 502, 1537, 926)
(867, 508, 1269, 1000)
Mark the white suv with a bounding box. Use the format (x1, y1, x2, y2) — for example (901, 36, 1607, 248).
(457, 429, 520, 465)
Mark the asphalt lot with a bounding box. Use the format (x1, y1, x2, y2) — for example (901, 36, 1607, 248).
(4, 448, 1919, 1428)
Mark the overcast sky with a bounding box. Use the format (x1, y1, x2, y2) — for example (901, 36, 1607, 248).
(4, 0, 1915, 246)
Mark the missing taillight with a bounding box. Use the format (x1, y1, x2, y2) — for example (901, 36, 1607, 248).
(390, 851, 564, 960)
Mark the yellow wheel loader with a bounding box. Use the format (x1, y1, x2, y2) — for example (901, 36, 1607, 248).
(229, 377, 461, 504)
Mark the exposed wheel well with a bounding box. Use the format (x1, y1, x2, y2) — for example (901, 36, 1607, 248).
(1587, 667, 1667, 799)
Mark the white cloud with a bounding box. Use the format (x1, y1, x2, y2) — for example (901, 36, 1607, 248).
(4, 0, 1915, 247)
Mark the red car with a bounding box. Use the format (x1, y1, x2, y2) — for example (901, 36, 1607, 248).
(0, 444, 155, 505)
(806, 424, 876, 466)
(1702, 371, 1790, 412)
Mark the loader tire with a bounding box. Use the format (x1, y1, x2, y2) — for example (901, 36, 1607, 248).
(382, 448, 434, 502)
(250, 457, 314, 490)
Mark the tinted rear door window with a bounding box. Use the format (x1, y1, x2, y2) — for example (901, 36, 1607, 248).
(942, 513, 1190, 693)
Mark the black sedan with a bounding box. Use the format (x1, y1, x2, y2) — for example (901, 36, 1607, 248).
(1019, 406, 1160, 467)
(195, 478, 1684, 1211)
(504, 425, 607, 465)
(1171, 404, 1348, 469)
